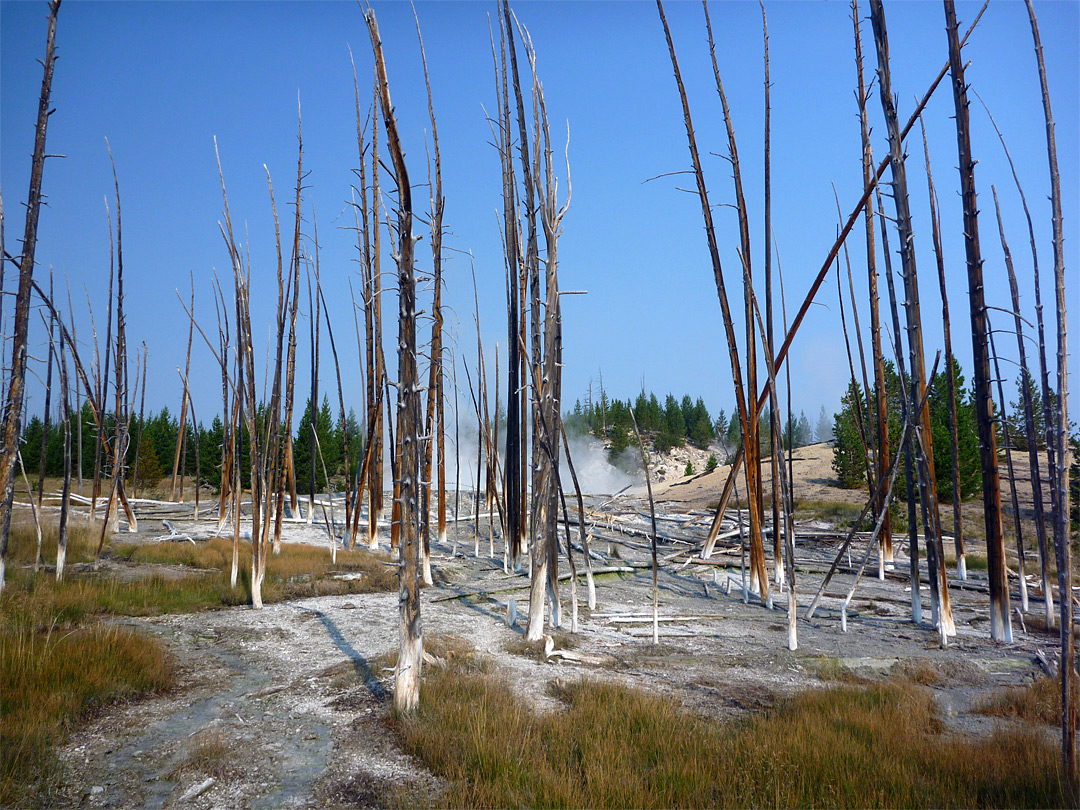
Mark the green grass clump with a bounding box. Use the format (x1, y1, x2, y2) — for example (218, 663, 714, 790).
(395, 668, 1068, 808)
(0, 594, 175, 806)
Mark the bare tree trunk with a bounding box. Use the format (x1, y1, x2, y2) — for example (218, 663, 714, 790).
(943, 0, 1007, 640)
(0, 0, 60, 594)
(703, 0, 767, 600)
(561, 423, 596, 609)
(34, 288, 56, 570)
(658, 0, 765, 601)
(760, 0, 783, 587)
(1024, 0, 1075, 789)
(981, 108, 1056, 628)
(921, 117, 966, 581)
(853, 0, 892, 571)
(630, 409, 660, 645)
(367, 7, 423, 714)
(872, 0, 954, 636)
(171, 278, 195, 501)
(275, 112, 304, 550)
(988, 316, 1028, 611)
(57, 308, 71, 581)
(877, 185, 922, 626)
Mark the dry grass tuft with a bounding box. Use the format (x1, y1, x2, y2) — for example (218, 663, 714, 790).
(891, 659, 941, 685)
(975, 675, 1063, 726)
(394, 665, 1068, 809)
(167, 730, 235, 781)
(804, 656, 869, 684)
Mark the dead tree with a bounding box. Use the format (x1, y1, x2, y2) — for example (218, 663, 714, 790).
(414, 12, 448, 579)
(274, 109, 304, 550)
(629, 409, 660, 645)
(700, 1, 987, 560)
(1024, 0, 1075, 788)
(942, 0, 1006, 640)
(370, 74, 388, 550)
(703, 0, 768, 599)
(0, 0, 60, 594)
(657, 0, 767, 599)
(366, 6, 423, 714)
(979, 102, 1055, 628)
(852, 0, 892, 570)
(876, 184, 922, 626)
(492, 5, 524, 572)
(761, 0, 783, 587)
(988, 316, 1028, 611)
(870, 0, 954, 636)
(171, 276, 196, 501)
(56, 304, 71, 581)
(921, 117, 966, 580)
(34, 280, 56, 569)
(131, 342, 147, 499)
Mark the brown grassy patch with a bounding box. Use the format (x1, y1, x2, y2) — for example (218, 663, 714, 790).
(891, 659, 941, 685)
(395, 668, 1068, 808)
(0, 599, 174, 805)
(111, 535, 397, 603)
(804, 656, 869, 684)
(975, 675, 1063, 726)
(5, 514, 101, 567)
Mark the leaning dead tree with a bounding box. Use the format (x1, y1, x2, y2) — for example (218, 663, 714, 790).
(0, 0, 60, 594)
(366, 6, 424, 713)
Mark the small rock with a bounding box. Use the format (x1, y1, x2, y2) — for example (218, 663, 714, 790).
(91, 786, 105, 795)
(340, 602, 358, 610)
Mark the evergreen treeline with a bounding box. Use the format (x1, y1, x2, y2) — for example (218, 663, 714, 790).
(564, 388, 815, 460)
(19, 395, 362, 495)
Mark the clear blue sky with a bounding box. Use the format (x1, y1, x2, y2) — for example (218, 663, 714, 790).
(2, 0, 1077, 432)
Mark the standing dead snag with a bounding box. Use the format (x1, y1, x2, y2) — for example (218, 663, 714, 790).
(978, 100, 1056, 630)
(171, 277, 196, 501)
(56, 304, 72, 582)
(852, 0, 892, 572)
(942, 0, 1007, 641)
(274, 108, 304, 551)
(416, 7, 444, 584)
(1024, 0, 1075, 789)
(630, 409, 660, 644)
(366, 6, 423, 714)
(0, 0, 60, 594)
(870, 0, 954, 636)
(920, 117, 966, 581)
(658, 0, 766, 602)
(702, 0, 768, 601)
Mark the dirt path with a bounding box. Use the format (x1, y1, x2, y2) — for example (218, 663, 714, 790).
(53, 489, 1062, 809)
